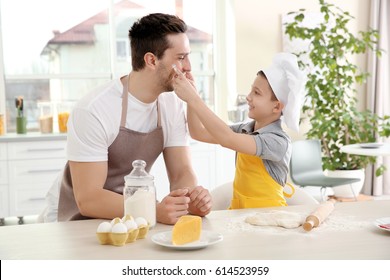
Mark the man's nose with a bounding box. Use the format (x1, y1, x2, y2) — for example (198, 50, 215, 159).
(181, 57, 192, 72)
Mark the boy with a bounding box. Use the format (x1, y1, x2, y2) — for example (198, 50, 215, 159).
(172, 53, 306, 209)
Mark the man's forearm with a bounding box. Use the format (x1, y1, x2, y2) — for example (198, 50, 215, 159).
(169, 168, 197, 191)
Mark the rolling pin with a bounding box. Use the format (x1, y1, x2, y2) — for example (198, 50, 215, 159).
(303, 199, 336, 231)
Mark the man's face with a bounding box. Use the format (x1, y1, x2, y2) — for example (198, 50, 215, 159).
(156, 33, 191, 92)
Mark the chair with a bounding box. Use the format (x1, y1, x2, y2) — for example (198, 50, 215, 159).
(210, 182, 233, 210)
(37, 169, 64, 223)
(290, 139, 360, 201)
(210, 181, 318, 210)
(284, 183, 319, 205)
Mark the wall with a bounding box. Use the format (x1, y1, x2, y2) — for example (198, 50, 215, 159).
(233, 0, 370, 139)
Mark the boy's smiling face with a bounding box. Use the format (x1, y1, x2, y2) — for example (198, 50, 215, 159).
(246, 73, 283, 122)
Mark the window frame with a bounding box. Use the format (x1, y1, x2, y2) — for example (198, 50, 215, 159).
(0, 0, 235, 132)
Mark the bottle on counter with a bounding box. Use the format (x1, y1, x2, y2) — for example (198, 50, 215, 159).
(38, 102, 53, 133)
(123, 160, 156, 227)
(0, 114, 5, 135)
(57, 101, 73, 133)
(15, 96, 27, 134)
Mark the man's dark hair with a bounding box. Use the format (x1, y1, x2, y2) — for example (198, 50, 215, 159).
(129, 13, 187, 71)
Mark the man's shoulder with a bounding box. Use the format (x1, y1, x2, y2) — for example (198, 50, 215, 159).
(158, 92, 185, 112)
(76, 79, 122, 110)
(158, 91, 182, 102)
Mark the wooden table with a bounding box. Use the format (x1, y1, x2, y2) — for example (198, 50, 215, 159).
(0, 200, 389, 260)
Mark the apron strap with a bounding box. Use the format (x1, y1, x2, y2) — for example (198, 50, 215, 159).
(121, 74, 162, 128)
(120, 75, 129, 127)
(156, 101, 161, 127)
(283, 182, 296, 198)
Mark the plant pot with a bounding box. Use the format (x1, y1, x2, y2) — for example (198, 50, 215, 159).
(16, 116, 27, 134)
(325, 169, 365, 198)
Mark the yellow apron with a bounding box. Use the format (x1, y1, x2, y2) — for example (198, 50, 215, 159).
(229, 152, 294, 209)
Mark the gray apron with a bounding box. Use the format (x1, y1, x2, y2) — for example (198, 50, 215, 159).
(58, 76, 164, 221)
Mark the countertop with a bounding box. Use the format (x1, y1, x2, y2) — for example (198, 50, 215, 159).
(0, 200, 389, 260)
(0, 132, 67, 142)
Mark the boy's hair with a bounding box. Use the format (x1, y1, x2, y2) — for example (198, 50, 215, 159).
(128, 13, 187, 71)
(257, 71, 278, 101)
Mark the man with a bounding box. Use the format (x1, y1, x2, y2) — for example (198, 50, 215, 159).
(57, 13, 212, 224)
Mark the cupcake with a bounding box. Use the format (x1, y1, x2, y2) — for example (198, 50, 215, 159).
(96, 222, 112, 245)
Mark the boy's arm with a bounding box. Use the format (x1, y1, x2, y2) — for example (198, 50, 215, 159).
(181, 71, 217, 144)
(187, 106, 218, 144)
(173, 69, 257, 155)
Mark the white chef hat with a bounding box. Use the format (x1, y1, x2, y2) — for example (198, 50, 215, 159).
(261, 53, 306, 132)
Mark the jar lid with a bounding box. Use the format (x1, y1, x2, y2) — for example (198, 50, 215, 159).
(124, 159, 154, 180)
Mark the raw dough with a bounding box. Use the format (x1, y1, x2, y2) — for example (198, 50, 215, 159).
(245, 210, 304, 229)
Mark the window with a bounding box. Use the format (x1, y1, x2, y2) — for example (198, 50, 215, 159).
(0, 0, 217, 133)
(116, 39, 130, 61)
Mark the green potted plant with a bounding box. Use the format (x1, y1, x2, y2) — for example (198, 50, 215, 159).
(284, 0, 389, 197)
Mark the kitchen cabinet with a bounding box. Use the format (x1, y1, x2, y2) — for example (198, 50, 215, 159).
(0, 143, 8, 224)
(0, 134, 67, 224)
(0, 135, 236, 223)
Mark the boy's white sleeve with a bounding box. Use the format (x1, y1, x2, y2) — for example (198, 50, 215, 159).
(66, 107, 109, 162)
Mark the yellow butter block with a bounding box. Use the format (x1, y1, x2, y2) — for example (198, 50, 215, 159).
(172, 215, 202, 245)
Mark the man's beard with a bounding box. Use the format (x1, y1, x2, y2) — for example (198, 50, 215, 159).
(156, 63, 175, 92)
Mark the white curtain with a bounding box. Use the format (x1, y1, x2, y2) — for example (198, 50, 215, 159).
(364, 0, 390, 196)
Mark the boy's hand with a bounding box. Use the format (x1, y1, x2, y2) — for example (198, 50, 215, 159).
(172, 64, 199, 103)
(186, 186, 212, 216)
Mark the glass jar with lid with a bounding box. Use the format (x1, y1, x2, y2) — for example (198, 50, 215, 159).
(123, 160, 156, 227)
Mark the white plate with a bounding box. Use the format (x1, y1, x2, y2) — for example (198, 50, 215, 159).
(373, 217, 390, 232)
(359, 143, 384, 149)
(151, 230, 223, 250)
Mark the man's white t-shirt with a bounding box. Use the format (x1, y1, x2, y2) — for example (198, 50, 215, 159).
(39, 78, 189, 222)
(66, 78, 189, 162)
